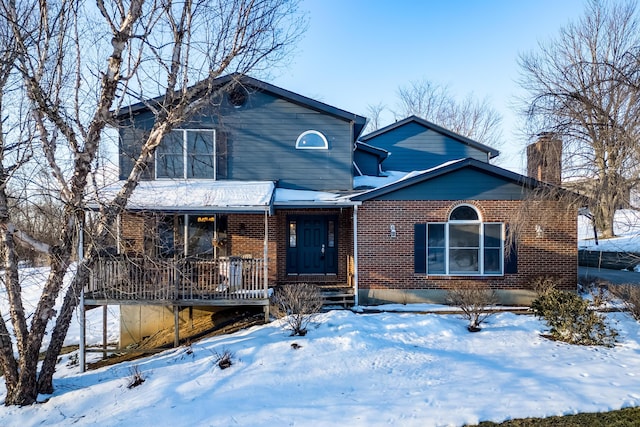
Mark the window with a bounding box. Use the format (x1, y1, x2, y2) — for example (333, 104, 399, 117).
(289, 220, 297, 247)
(156, 129, 216, 179)
(416, 205, 504, 275)
(295, 130, 328, 149)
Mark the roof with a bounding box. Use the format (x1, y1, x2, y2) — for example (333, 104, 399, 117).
(90, 180, 276, 213)
(358, 115, 500, 159)
(273, 188, 359, 208)
(354, 141, 389, 160)
(351, 158, 540, 201)
(115, 73, 368, 141)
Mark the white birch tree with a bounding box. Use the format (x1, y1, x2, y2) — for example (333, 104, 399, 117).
(0, 0, 303, 406)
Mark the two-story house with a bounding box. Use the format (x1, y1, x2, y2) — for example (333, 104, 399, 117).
(83, 74, 577, 348)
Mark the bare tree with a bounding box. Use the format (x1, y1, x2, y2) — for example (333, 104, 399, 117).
(392, 79, 504, 149)
(518, 0, 640, 238)
(364, 102, 387, 134)
(0, 0, 303, 406)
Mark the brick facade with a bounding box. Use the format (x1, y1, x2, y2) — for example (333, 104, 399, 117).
(356, 199, 577, 303)
(120, 197, 577, 306)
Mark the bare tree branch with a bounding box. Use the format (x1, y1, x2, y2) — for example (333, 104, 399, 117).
(518, 0, 640, 237)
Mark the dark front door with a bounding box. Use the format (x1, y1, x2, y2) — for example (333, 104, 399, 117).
(286, 215, 338, 275)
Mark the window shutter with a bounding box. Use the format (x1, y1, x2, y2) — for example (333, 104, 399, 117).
(504, 224, 518, 274)
(414, 223, 427, 274)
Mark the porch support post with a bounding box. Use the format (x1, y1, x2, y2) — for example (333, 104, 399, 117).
(102, 305, 107, 360)
(79, 214, 86, 372)
(79, 297, 86, 372)
(353, 205, 359, 306)
(174, 306, 180, 347)
(263, 208, 269, 322)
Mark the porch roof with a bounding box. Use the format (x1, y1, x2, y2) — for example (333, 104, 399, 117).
(90, 180, 275, 213)
(273, 188, 360, 208)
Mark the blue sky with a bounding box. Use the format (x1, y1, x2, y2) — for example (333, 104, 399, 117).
(271, 0, 588, 172)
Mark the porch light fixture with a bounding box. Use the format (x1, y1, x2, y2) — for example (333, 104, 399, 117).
(390, 224, 397, 238)
(535, 224, 544, 238)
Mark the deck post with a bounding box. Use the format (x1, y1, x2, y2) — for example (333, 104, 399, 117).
(102, 305, 107, 359)
(79, 294, 86, 372)
(174, 305, 180, 347)
(79, 214, 86, 372)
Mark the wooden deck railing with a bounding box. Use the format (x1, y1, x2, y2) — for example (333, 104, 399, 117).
(86, 257, 267, 303)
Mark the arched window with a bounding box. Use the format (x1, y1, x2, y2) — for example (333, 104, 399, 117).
(449, 205, 480, 221)
(417, 204, 504, 276)
(295, 130, 328, 150)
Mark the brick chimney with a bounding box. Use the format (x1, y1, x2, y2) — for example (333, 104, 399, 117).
(527, 134, 562, 186)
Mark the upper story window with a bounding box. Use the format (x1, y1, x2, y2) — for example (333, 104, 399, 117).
(296, 130, 328, 150)
(156, 129, 216, 179)
(415, 204, 504, 276)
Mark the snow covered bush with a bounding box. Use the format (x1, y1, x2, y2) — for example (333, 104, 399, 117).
(270, 283, 323, 336)
(531, 289, 617, 347)
(579, 276, 610, 307)
(445, 282, 498, 332)
(609, 284, 640, 321)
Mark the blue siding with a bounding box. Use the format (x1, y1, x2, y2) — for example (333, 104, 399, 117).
(354, 150, 380, 176)
(119, 90, 355, 191)
(366, 122, 488, 172)
(371, 168, 528, 201)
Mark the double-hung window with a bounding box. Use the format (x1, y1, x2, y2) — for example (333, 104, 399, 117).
(156, 129, 216, 179)
(416, 205, 504, 275)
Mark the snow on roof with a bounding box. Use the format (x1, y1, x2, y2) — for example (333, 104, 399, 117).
(91, 180, 275, 212)
(274, 188, 356, 207)
(352, 159, 466, 196)
(353, 171, 410, 189)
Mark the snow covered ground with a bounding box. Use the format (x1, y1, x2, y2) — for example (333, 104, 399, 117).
(579, 209, 640, 253)
(1, 210, 640, 426)
(1, 307, 639, 426)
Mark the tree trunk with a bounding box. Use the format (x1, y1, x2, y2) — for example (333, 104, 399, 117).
(37, 264, 87, 394)
(4, 377, 38, 406)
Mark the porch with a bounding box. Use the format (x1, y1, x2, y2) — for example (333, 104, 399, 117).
(85, 256, 269, 306)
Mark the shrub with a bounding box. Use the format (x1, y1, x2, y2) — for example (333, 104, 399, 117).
(446, 282, 498, 332)
(531, 275, 558, 296)
(531, 289, 617, 347)
(270, 283, 323, 336)
(579, 276, 610, 307)
(212, 348, 234, 370)
(127, 365, 145, 389)
(609, 284, 640, 321)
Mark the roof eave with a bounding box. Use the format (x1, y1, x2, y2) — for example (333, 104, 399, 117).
(359, 115, 500, 157)
(351, 158, 542, 202)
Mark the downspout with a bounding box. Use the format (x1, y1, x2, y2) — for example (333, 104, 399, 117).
(263, 207, 270, 321)
(353, 204, 359, 306)
(263, 207, 269, 295)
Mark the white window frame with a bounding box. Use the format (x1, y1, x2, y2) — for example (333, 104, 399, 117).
(426, 205, 504, 276)
(155, 129, 216, 179)
(295, 130, 328, 150)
